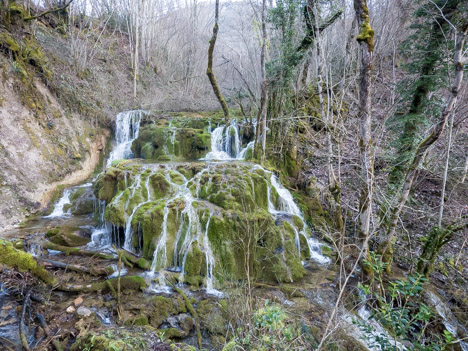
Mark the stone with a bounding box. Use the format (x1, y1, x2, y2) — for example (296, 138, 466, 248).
(76, 306, 92, 317)
(66, 306, 76, 314)
(74, 296, 84, 307)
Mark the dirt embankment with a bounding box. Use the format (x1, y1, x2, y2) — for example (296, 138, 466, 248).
(0, 74, 109, 231)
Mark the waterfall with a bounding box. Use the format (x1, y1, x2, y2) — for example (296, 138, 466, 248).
(98, 115, 330, 293)
(268, 173, 330, 264)
(45, 188, 72, 218)
(123, 170, 154, 252)
(204, 119, 255, 160)
(107, 110, 146, 167)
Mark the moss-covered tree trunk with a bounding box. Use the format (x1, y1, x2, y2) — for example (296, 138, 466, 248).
(389, 0, 461, 185)
(354, 0, 374, 261)
(417, 222, 467, 277)
(206, 0, 230, 126)
(380, 21, 468, 271)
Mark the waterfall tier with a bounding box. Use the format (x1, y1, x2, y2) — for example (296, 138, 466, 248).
(95, 159, 330, 289)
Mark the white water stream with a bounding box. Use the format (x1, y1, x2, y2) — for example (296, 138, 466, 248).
(107, 110, 146, 167)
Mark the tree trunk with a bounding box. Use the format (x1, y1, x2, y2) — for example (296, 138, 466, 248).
(206, 0, 230, 125)
(314, 1, 343, 233)
(133, 0, 140, 100)
(380, 22, 468, 270)
(354, 0, 375, 259)
(389, 1, 461, 185)
(259, 0, 267, 164)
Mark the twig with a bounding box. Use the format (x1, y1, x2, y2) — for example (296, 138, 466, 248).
(37, 313, 63, 351)
(20, 289, 31, 351)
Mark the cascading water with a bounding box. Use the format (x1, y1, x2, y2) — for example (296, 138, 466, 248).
(268, 173, 330, 265)
(95, 114, 329, 294)
(107, 110, 146, 167)
(204, 119, 255, 160)
(123, 170, 154, 252)
(45, 188, 72, 218)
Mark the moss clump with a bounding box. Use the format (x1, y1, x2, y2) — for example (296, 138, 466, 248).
(158, 328, 182, 339)
(149, 296, 180, 328)
(184, 241, 204, 277)
(196, 300, 227, 335)
(70, 329, 153, 351)
(0, 239, 56, 285)
(356, 7, 374, 52)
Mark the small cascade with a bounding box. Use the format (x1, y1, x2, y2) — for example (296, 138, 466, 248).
(150, 205, 170, 272)
(268, 174, 330, 264)
(123, 170, 154, 252)
(107, 110, 145, 167)
(204, 119, 255, 160)
(45, 189, 72, 218)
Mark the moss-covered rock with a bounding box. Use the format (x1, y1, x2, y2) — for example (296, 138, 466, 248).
(46, 226, 91, 247)
(69, 186, 95, 215)
(0, 239, 56, 285)
(196, 300, 227, 335)
(132, 124, 211, 161)
(149, 295, 187, 328)
(95, 161, 318, 286)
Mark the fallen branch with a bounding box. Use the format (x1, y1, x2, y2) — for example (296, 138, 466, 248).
(39, 258, 114, 276)
(37, 313, 63, 351)
(20, 289, 31, 351)
(45, 242, 115, 260)
(0, 336, 16, 351)
(24, 0, 74, 21)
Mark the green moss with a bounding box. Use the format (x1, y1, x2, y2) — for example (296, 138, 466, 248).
(133, 315, 149, 326)
(47, 227, 90, 247)
(158, 328, 182, 339)
(184, 241, 204, 277)
(109, 276, 146, 291)
(0, 239, 56, 285)
(196, 300, 227, 335)
(356, 19, 374, 51)
(150, 296, 178, 328)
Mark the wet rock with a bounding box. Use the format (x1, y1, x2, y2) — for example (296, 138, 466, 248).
(69, 186, 95, 215)
(76, 306, 93, 317)
(46, 226, 91, 247)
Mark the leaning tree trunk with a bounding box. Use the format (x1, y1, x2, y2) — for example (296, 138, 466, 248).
(380, 21, 468, 271)
(354, 0, 375, 260)
(206, 0, 230, 125)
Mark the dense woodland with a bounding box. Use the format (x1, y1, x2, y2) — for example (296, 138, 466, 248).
(0, 0, 467, 350)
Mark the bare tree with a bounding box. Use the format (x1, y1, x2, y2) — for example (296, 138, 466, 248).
(354, 0, 375, 259)
(207, 0, 230, 125)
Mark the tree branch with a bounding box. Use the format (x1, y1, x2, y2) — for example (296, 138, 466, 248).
(24, 0, 75, 22)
